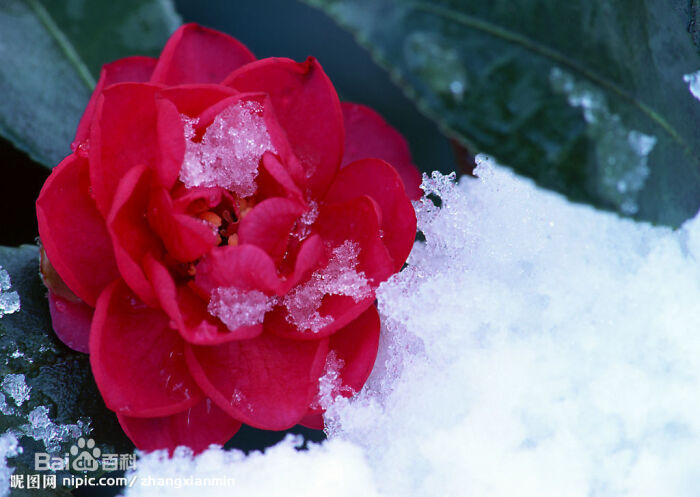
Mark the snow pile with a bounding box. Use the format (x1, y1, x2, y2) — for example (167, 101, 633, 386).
(0, 433, 19, 497)
(123, 436, 383, 497)
(126, 157, 700, 496)
(683, 70, 700, 101)
(208, 287, 273, 331)
(179, 100, 275, 196)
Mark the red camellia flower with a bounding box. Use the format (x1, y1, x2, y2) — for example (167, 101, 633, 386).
(36, 23, 419, 453)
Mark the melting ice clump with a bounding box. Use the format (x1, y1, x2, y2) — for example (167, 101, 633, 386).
(208, 288, 273, 331)
(124, 157, 700, 496)
(179, 101, 275, 196)
(0, 267, 19, 317)
(683, 70, 700, 101)
(282, 241, 371, 333)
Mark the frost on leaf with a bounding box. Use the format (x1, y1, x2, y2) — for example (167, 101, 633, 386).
(0, 267, 19, 318)
(550, 68, 656, 215)
(282, 241, 372, 333)
(683, 70, 700, 102)
(179, 100, 276, 196)
(208, 287, 274, 332)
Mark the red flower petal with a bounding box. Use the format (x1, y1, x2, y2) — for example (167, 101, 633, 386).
(74, 56, 157, 145)
(147, 187, 217, 263)
(225, 57, 344, 197)
(185, 333, 329, 430)
(195, 245, 284, 296)
(341, 102, 422, 200)
(329, 305, 381, 394)
(151, 23, 255, 85)
(315, 195, 395, 285)
(324, 158, 417, 271)
(237, 197, 306, 261)
(257, 152, 304, 202)
(36, 154, 119, 306)
(106, 165, 161, 307)
(157, 85, 237, 117)
(90, 281, 203, 417)
(143, 254, 262, 345)
(154, 98, 186, 190)
(89, 82, 172, 216)
(298, 412, 324, 430)
(47, 292, 93, 353)
(118, 398, 241, 454)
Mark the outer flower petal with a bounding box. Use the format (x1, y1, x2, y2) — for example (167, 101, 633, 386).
(341, 102, 422, 200)
(47, 292, 93, 354)
(74, 56, 157, 145)
(237, 197, 306, 261)
(224, 57, 344, 197)
(315, 195, 395, 285)
(257, 152, 304, 203)
(151, 23, 255, 85)
(36, 154, 119, 306)
(185, 333, 329, 430)
(143, 254, 262, 345)
(298, 412, 324, 430)
(324, 158, 417, 271)
(89, 82, 182, 216)
(328, 305, 381, 393)
(90, 281, 203, 417)
(117, 398, 241, 454)
(106, 165, 161, 307)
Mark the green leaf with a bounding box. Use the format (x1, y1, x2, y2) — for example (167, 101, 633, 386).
(0, 0, 181, 169)
(303, 0, 700, 226)
(0, 245, 131, 495)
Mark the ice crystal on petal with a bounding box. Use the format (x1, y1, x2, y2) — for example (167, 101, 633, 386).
(312, 351, 353, 411)
(282, 241, 371, 333)
(208, 287, 273, 331)
(179, 101, 275, 196)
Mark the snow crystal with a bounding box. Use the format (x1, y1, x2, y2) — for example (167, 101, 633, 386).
(0, 267, 20, 317)
(282, 241, 371, 333)
(683, 70, 700, 101)
(0, 433, 19, 497)
(123, 156, 700, 497)
(122, 436, 383, 497)
(1, 374, 30, 407)
(550, 68, 656, 215)
(311, 351, 353, 411)
(207, 287, 273, 332)
(292, 201, 319, 242)
(19, 406, 89, 454)
(179, 101, 275, 197)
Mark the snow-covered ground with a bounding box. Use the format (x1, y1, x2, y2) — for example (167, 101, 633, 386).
(119, 157, 700, 496)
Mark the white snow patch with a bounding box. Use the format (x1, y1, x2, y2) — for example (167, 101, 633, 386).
(179, 101, 275, 196)
(123, 157, 700, 496)
(0, 433, 20, 497)
(0, 267, 20, 317)
(207, 287, 273, 331)
(1, 374, 30, 407)
(683, 70, 700, 101)
(121, 436, 384, 497)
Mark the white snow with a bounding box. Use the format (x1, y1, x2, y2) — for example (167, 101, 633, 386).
(207, 287, 273, 332)
(0, 433, 19, 497)
(0, 267, 20, 317)
(179, 101, 275, 196)
(282, 241, 371, 333)
(1, 374, 30, 407)
(683, 70, 700, 101)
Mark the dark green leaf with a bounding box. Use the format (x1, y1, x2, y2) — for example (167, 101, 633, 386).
(0, 0, 181, 169)
(303, 0, 700, 226)
(0, 245, 131, 495)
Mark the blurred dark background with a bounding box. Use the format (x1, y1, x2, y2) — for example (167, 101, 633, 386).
(0, 1, 455, 494)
